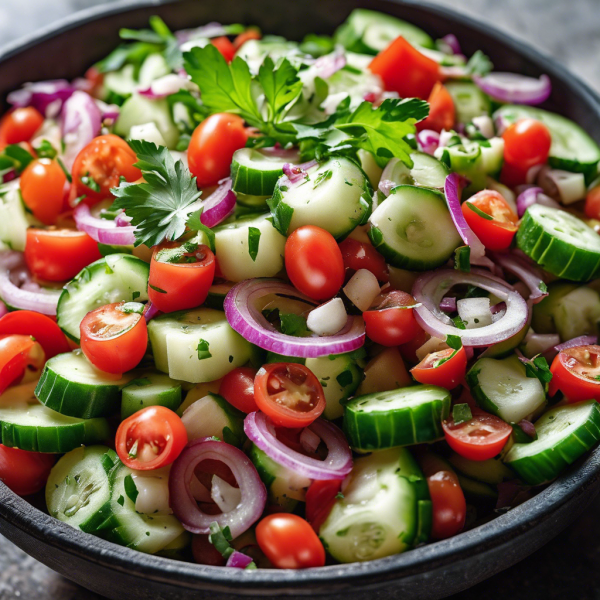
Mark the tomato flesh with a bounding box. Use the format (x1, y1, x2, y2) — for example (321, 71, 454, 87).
(0, 444, 54, 496)
(80, 302, 148, 374)
(338, 238, 388, 282)
(416, 82, 455, 133)
(0, 335, 45, 395)
(219, 367, 259, 413)
(549, 345, 600, 402)
(585, 186, 600, 220)
(502, 118, 552, 171)
(148, 242, 215, 313)
(254, 363, 325, 428)
(0, 311, 69, 359)
(363, 290, 422, 346)
(256, 513, 326, 569)
(115, 406, 188, 470)
(305, 479, 342, 533)
(211, 36, 236, 62)
(0, 108, 44, 147)
(20, 159, 67, 225)
(411, 346, 468, 389)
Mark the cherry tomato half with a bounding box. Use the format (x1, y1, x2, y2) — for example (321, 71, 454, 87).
(416, 82, 455, 133)
(0, 444, 54, 496)
(0, 311, 70, 359)
(549, 344, 600, 402)
(585, 186, 600, 221)
(369, 36, 442, 100)
(219, 366, 259, 413)
(234, 28, 262, 50)
(411, 346, 468, 389)
(71, 134, 141, 205)
(188, 113, 248, 188)
(254, 363, 326, 428)
(25, 228, 101, 282)
(115, 405, 188, 470)
(20, 159, 67, 225)
(285, 225, 345, 301)
(461, 190, 519, 251)
(305, 479, 342, 533)
(417, 451, 466, 540)
(0, 335, 45, 395)
(442, 407, 512, 461)
(363, 290, 422, 346)
(256, 513, 326, 569)
(0, 108, 44, 147)
(502, 118, 552, 171)
(211, 36, 236, 62)
(338, 237, 389, 282)
(148, 242, 215, 313)
(80, 302, 148, 374)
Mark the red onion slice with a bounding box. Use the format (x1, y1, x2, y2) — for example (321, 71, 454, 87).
(474, 73, 551, 105)
(412, 268, 529, 347)
(492, 252, 548, 305)
(224, 278, 365, 358)
(226, 550, 254, 569)
(314, 51, 346, 79)
(139, 74, 193, 99)
(440, 296, 457, 312)
(169, 438, 266, 538)
(441, 34, 462, 56)
(516, 186, 560, 217)
(175, 22, 229, 44)
(143, 302, 159, 323)
(282, 160, 318, 185)
(444, 173, 494, 270)
(554, 335, 598, 353)
(199, 178, 236, 228)
(73, 203, 136, 246)
(518, 419, 537, 438)
(417, 129, 441, 155)
(0, 252, 61, 315)
(8, 79, 75, 117)
(244, 412, 352, 481)
(60, 91, 102, 169)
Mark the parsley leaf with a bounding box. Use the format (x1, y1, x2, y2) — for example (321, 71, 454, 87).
(248, 227, 261, 261)
(446, 335, 463, 351)
(124, 474, 139, 504)
(465, 50, 493, 77)
(452, 403, 473, 425)
(112, 140, 201, 247)
(454, 246, 471, 273)
(523, 355, 553, 386)
(34, 139, 58, 159)
(280, 313, 310, 337)
(539, 281, 548, 294)
(197, 339, 212, 360)
(0, 144, 34, 174)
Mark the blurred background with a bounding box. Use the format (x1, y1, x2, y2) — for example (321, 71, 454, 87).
(0, 0, 600, 599)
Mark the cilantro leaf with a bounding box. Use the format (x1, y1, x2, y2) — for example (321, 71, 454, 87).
(248, 227, 261, 261)
(524, 355, 553, 386)
(465, 50, 493, 77)
(280, 313, 310, 337)
(112, 140, 201, 247)
(0, 144, 34, 174)
(197, 339, 212, 360)
(259, 56, 303, 122)
(186, 211, 216, 253)
(123, 474, 139, 504)
(446, 335, 463, 351)
(452, 403, 473, 425)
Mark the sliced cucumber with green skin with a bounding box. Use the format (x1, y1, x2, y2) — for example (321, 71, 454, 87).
(46, 446, 118, 533)
(381, 153, 449, 190)
(0, 184, 30, 252)
(204, 281, 234, 311)
(466, 354, 546, 424)
(494, 104, 600, 180)
(180, 392, 245, 447)
(449, 453, 514, 484)
(457, 473, 497, 504)
(235, 193, 270, 210)
(0, 404, 110, 453)
(94, 462, 185, 554)
(36, 351, 132, 419)
(320, 447, 431, 563)
(121, 373, 182, 420)
(531, 281, 578, 334)
(516, 204, 600, 282)
(214, 212, 286, 282)
(479, 317, 529, 359)
(249, 444, 311, 511)
(504, 400, 600, 485)
(436, 140, 488, 193)
(368, 185, 461, 270)
(230, 148, 295, 196)
(334, 8, 434, 54)
(57, 254, 149, 343)
(342, 384, 451, 451)
(147, 308, 252, 383)
(269, 157, 373, 239)
(445, 82, 491, 125)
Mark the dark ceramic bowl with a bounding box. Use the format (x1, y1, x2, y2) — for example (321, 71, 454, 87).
(1, 1, 600, 598)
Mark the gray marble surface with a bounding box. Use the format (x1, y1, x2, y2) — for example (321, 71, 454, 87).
(1, 1, 600, 599)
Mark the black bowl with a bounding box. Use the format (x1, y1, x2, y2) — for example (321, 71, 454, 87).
(1, 1, 600, 599)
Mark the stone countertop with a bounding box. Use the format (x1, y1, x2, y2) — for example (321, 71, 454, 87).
(1, 1, 600, 598)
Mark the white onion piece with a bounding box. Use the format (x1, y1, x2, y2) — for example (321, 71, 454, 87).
(133, 475, 172, 515)
(415, 337, 447, 362)
(472, 115, 495, 139)
(343, 269, 380, 312)
(181, 396, 230, 442)
(457, 297, 493, 329)
(544, 169, 586, 205)
(439, 129, 455, 148)
(306, 298, 347, 336)
(129, 122, 167, 146)
(211, 475, 242, 514)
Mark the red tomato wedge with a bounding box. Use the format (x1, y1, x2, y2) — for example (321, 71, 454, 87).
(549, 345, 600, 403)
(0, 311, 69, 359)
(363, 290, 422, 346)
(416, 82, 455, 133)
(0, 444, 54, 496)
(305, 479, 342, 533)
(219, 367, 259, 414)
(411, 346, 468, 389)
(0, 335, 45, 395)
(338, 238, 389, 282)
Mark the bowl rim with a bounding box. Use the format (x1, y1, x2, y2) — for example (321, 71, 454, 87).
(1, 0, 600, 591)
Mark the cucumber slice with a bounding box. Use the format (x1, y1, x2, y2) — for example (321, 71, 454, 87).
(95, 462, 185, 554)
(121, 372, 182, 420)
(235, 193, 269, 210)
(504, 400, 600, 485)
(204, 281, 234, 311)
(36, 351, 133, 419)
(516, 204, 600, 282)
(319, 447, 431, 563)
(381, 153, 449, 191)
(531, 281, 578, 334)
(466, 354, 546, 424)
(494, 104, 600, 180)
(249, 444, 311, 511)
(547, 286, 600, 341)
(269, 157, 372, 239)
(147, 307, 252, 383)
(231, 148, 293, 196)
(57, 254, 149, 343)
(177, 380, 222, 416)
(180, 392, 245, 447)
(0, 403, 109, 453)
(214, 212, 286, 282)
(46, 446, 118, 533)
(448, 453, 513, 484)
(0, 183, 30, 252)
(358, 149, 383, 190)
(445, 82, 491, 125)
(342, 384, 451, 451)
(334, 9, 434, 54)
(368, 185, 461, 270)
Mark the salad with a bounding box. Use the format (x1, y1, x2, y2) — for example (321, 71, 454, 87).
(0, 8, 600, 570)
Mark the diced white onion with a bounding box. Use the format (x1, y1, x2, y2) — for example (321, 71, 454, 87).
(133, 474, 172, 515)
(343, 269, 380, 312)
(538, 166, 586, 205)
(457, 297, 493, 329)
(472, 115, 495, 139)
(181, 395, 230, 442)
(306, 298, 347, 336)
(415, 337, 447, 361)
(129, 122, 167, 146)
(211, 475, 242, 513)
